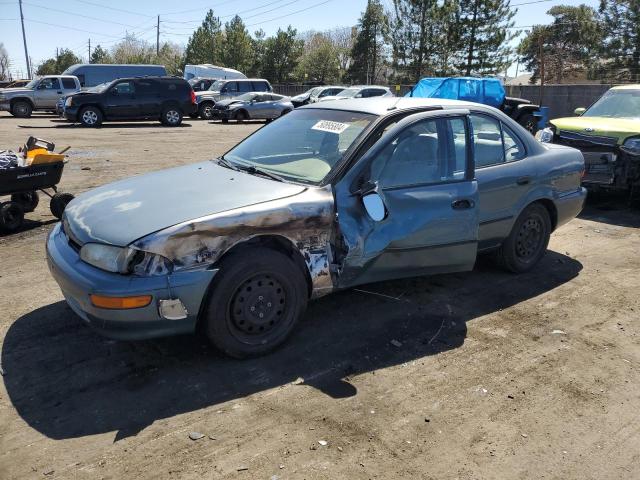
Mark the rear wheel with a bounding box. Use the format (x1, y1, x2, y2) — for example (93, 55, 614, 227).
(0, 202, 25, 233)
(79, 106, 102, 127)
(11, 101, 32, 118)
(11, 191, 39, 212)
(495, 203, 551, 273)
(50, 192, 74, 219)
(161, 107, 182, 126)
(203, 247, 308, 358)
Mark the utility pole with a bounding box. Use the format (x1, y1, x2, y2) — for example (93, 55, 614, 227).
(88, 38, 91, 63)
(538, 34, 545, 106)
(18, 0, 31, 78)
(156, 15, 160, 56)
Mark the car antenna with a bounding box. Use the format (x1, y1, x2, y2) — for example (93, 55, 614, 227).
(387, 94, 403, 111)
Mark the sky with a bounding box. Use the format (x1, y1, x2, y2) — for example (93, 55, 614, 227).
(1, 0, 600, 79)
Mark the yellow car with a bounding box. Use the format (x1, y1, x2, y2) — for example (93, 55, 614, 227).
(537, 85, 640, 193)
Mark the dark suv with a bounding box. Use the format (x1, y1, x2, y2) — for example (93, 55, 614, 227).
(63, 77, 197, 127)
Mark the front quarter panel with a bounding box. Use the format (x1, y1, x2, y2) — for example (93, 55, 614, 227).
(132, 186, 336, 297)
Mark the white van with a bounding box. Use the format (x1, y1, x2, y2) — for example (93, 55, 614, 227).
(183, 64, 247, 81)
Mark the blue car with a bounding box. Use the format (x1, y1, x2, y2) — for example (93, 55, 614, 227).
(47, 97, 586, 358)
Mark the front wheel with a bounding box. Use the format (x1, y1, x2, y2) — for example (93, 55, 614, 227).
(50, 192, 74, 219)
(11, 101, 32, 118)
(495, 203, 551, 273)
(79, 106, 102, 127)
(203, 247, 308, 358)
(198, 102, 214, 120)
(161, 107, 182, 126)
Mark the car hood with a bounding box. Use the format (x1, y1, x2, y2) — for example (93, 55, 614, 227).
(195, 90, 219, 99)
(0, 87, 32, 96)
(63, 161, 306, 247)
(216, 99, 245, 108)
(551, 116, 640, 144)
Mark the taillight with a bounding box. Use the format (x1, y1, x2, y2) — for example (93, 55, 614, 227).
(190, 90, 196, 104)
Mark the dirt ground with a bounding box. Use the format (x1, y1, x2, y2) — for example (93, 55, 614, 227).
(0, 113, 639, 480)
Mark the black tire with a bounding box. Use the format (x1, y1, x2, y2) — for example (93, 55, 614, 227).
(518, 113, 537, 134)
(221, 118, 229, 124)
(189, 112, 200, 119)
(198, 102, 214, 120)
(161, 106, 183, 126)
(79, 106, 103, 127)
(11, 191, 39, 213)
(50, 192, 74, 219)
(0, 202, 25, 233)
(235, 110, 248, 123)
(11, 100, 32, 118)
(203, 247, 308, 358)
(495, 203, 551, 273)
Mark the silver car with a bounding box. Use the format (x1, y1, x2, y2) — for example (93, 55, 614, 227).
(47, 97, 586, 358)
(319, 85, 393, 102)
(212, 93, 294, 123)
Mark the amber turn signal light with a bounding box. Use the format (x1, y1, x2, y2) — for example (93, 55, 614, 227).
(90, 294, 152, 309)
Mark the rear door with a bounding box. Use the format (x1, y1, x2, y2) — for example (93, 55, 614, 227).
(104, 80, 138, 119)
(136, 80, 160, 117)
(334, 110, 479, 288)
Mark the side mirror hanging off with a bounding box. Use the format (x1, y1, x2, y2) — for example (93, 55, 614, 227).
(362, 192, 387, 222)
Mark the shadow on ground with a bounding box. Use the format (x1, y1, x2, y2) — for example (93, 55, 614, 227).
(17, 121, 193, 129)
(580, 193, 640, 228)
(2, 251, 581, 441)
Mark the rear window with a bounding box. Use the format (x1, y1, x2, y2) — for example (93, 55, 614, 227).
(238, 81, 252, 93)
(61, 78, 76, 89)
(252, 81, 270, 92)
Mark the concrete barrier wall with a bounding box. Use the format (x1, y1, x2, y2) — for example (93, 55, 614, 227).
(273, 83, 617, 119)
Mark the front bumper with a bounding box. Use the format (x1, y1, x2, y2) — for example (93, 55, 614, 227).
(63, 105, 80, 122)
(211, 108, 235, 119)
(46, 223, 218, 340)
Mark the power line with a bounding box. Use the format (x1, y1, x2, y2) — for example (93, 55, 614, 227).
(162, 0, 293, 24)
(246, 0, 336, 27)
(67, 0, 154, 18)
(160, 0, 237, 16)
(22, 0, 140, 29)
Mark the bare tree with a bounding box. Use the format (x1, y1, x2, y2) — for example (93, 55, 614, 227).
(0, 43, 10, 81)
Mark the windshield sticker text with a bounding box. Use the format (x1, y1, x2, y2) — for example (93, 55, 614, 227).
(311, 120, 350, 134)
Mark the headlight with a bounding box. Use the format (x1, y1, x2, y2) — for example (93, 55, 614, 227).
(621, 137, 640, 156)
(535, 127, 555, 143)
(80, 243, 172, 276)
(65, 97, 72, 106)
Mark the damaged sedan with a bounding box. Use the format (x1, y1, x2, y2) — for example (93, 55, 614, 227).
(47, 97, 586, 358)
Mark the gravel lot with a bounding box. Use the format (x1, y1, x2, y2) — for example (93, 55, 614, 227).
(1, 113, 639, 480)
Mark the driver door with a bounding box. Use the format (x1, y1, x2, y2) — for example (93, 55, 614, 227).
(35, 78, 63, 108)
(334, 110, 479, 288)
(104, 81, 138, 119)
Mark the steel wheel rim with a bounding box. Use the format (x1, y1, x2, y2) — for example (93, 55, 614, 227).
(82, 110, 97, 124)
(516, 216, 543, 260)
(16, 104, 27, 115)
(227, 273, 287, 345)
(203, 106, 212, 118)
(166, 110, 180, 124)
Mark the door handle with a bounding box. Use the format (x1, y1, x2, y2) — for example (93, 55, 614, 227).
(516, 176, 531, 185)
(451, 199, 474, 210)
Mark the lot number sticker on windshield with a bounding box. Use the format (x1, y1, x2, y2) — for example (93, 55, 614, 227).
(311, 120, 350, 134)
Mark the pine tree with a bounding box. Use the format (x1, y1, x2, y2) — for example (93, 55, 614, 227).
(517, 5, 602, 84)
(262, 27, 303, 83)
(90, 45, 111, 64)
(248, 29, 266, 77)
(457, 0, 517, 75)
(36, 49, 81, 75)
(296, 32, 341, 83)
(221, 15, 254, 73)
(184, 9, 224, 66)
(348, 0, 389, 84)
(599, 0, 640, 82)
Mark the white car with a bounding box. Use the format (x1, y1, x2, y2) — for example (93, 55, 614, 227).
(319, 85, 393, 102)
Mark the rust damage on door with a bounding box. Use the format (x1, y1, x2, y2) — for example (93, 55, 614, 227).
(132, 185, 339, 298)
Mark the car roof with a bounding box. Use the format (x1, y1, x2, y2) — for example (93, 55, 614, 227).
(222, 78, 269, 82)
(302, 97, 478, 115)
(611, 84, 640, 91)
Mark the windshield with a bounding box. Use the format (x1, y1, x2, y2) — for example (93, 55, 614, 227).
(88, 82, 109, 93)
(224, 109, 376, 184)
(25, 78, 39, 89)
(337, 88, 360, 98)
(584, 89, 640, 119)
(234, 93, 257, 102)
(208, 80, 225, 91)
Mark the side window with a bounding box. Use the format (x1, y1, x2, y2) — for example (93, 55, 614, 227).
(368, 89, 386, 97)
(377, 117, 467, 188)
(39, 78, 61, 90)
(112, 81, 134, 95)
(137, 81, 154, 94)
(470, 114, 504, 167)
(225, 82, 238, 94)
(502, 125, 526, 162)
(76, 74, 85, 87)
(251, 81, 268, 92)
(238, 81, 252, 93)
(61, 78, 76, 89)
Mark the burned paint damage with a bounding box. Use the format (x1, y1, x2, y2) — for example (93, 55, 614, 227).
(132, 185, 336, 297)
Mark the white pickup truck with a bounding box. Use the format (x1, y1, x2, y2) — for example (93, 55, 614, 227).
(0, 75, 80, 117)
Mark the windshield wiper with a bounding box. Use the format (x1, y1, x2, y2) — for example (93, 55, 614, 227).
(237, 164, 285, 182)
(216, 157, 240, 171)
